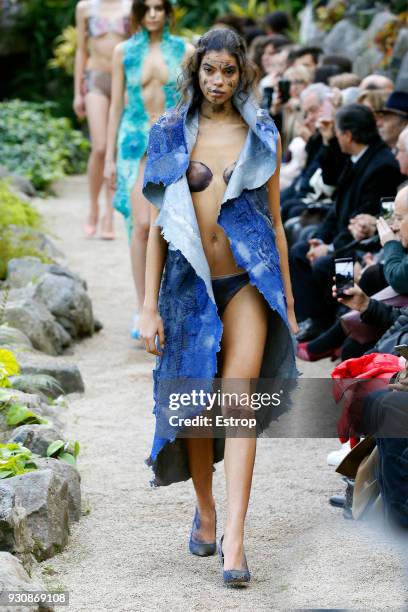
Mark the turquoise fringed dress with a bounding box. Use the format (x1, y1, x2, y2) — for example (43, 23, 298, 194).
(113, 26, 186, 235)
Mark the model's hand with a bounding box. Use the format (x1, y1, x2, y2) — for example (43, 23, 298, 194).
(287, 306, 299, 335)
(377, 216, 398, 246)
(332, 282, 370, 312)
(73, 94, 86, 119)
(140, 307, 165, 357)
(104, 159, 116, 190)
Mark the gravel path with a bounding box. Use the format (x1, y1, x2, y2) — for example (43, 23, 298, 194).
(32, 176, 407, 611)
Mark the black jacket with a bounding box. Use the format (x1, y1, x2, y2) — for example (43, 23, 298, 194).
(315, 138, 403, 250)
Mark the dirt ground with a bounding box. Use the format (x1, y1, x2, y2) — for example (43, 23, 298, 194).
(32, 176, 407, 611)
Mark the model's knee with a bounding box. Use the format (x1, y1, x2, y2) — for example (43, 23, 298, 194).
(91, 143, 106, 160)
(133, 219, 150, 241)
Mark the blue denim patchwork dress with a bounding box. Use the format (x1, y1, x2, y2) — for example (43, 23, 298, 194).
(143, 90, 298, 487)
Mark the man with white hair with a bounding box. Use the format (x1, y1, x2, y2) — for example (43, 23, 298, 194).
(360, 74, 394, 92)
(281, 83, 341, 220)
(396, 126, 408, 176)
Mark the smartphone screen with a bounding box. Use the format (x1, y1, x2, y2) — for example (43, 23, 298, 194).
(261, 87, 274, 111)
(335, 257, 354, 298)
(380, 197, 395, 219)
(278, 80, 291, 104)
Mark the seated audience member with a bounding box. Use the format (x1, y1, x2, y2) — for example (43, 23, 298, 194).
(330, 73, 361, 90)
(213, 14, 246, 36)
(290, 104, 402, 341)
(340, 87, 362, 106)
(297, 184, 408, 360)
(376, 91, 408, 150)
(272, 64, 312, 148)
(243, 26, 267, 47)
(281, 83, 332, 218)
(396, 126, 408, 176)
(252, 33, 291, 77)
(358, 88, 388, 113)
(360, 74, 395, 92)
(314, 64, 343, 85)
(264, 10, 291, 37)
(290, 46, 322, 76)
(321, 54, 352, 74)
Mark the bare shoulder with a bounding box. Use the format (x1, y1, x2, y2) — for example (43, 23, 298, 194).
(76, 0, 90, 18)
(184, 42, 196, 60)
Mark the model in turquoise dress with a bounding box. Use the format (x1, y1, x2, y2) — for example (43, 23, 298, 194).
(113, 25, 187, 234)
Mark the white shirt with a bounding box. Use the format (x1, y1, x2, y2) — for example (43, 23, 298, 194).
(351, 146, 368, 164)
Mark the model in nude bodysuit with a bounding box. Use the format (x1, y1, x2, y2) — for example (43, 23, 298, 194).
(74, 0, 131, 238)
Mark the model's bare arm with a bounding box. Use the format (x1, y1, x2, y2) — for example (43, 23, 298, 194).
(73, 1, 88, 118)
(267, 137, 298, 333)
(140, 205, 168, 355)
(104, 44, 125, 187)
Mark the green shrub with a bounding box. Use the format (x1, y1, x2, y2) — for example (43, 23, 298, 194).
(0, 100, 90, 192)
(0, 180, 52, 279)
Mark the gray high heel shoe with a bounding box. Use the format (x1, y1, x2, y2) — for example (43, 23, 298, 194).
(218, 535, 251, 586)
(188, 508, 216, 557)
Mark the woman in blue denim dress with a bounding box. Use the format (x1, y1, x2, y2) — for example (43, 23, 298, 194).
(140, 28, 299, 586)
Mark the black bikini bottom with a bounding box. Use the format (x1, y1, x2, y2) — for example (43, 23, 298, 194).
(211, 271, 250, 317)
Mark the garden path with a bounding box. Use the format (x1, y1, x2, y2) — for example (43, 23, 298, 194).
(33, 176, 407, 611)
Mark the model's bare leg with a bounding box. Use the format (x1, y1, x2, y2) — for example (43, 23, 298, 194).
(130, 156, 151, 311)
(84, 92, 110, 233)
(220, 284, 268, 570)
(185, 438, 216, 541)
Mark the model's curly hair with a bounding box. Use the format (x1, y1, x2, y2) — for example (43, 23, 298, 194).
(178, 28, 259, 113)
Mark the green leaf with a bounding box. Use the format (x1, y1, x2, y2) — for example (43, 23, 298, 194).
(0, 470, 14, 479)
(59, 452, 76, 466)
(46, 440, 65, 457)
(6, 403, 46, 426)
(73, 441, 80, 458)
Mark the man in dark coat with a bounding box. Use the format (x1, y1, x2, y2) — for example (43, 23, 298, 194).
(290, 104, 403, 340)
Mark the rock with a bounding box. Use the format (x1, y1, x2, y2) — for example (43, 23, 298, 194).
(353, 47, 385, 79)
(0, 487, 32, 558)
(6, 258, 84, 291)
(6, 258, 94, 340)
(34, 272, 94, 339)
(8, 425, 64, 457)
(7, 227, 65, 264)
(0, 325, 33, 350)
(396, 50, 408, 92)
(16, 351, 85, 395)
(94, 318, 103, 332)
(37, 458, 81, 523)
(2, 287, 71, 356)
(0, 166, 36, 198)
(1, 470, 70, 561)
(0, 552, 51, 612)
(323, 19, 363, 58)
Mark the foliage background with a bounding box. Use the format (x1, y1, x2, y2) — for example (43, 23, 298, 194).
(0, 0, 303, 120)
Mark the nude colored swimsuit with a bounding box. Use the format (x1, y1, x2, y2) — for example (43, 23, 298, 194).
(84, 0, 130, 99)
(187, 159, 250, 314)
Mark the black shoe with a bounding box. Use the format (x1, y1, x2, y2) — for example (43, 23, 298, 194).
(295, 318, 326, 343)
(329, 495, 346, 508)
